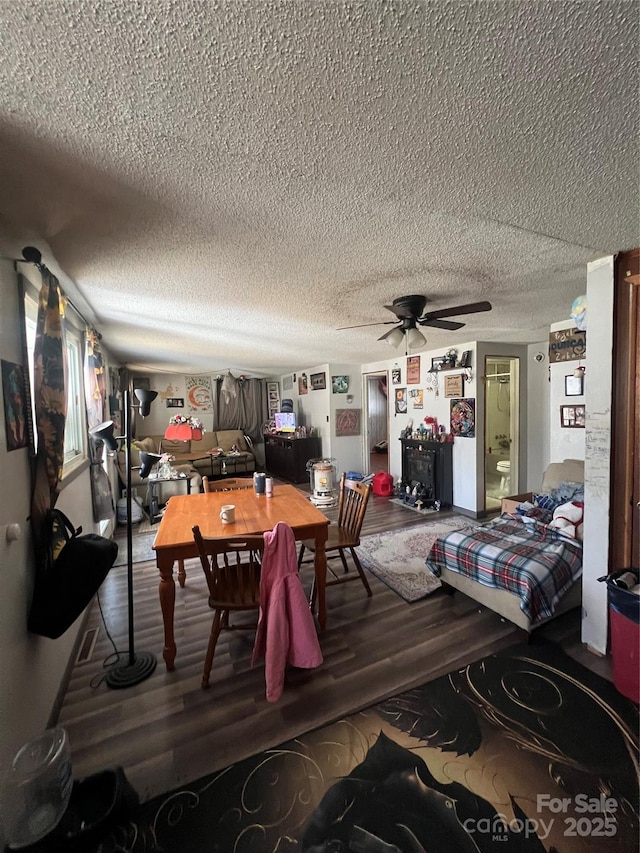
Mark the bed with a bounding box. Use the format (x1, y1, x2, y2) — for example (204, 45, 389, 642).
(425, 459, 584, 633)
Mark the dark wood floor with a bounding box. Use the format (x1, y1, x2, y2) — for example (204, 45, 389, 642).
(56, 487, 610, 804)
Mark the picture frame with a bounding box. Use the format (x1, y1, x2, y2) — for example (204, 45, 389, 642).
(460, 350, 472, 368)
(565, 374, 584, 396)
(450, 397, 476, 437)
(310, 372, 326, 390)
(444, 374, 464, 398)
(298, 374, 308, 395)
(394, 387, 407, 414)
(166, 397, 184, 408)
(335, 408, 361, 437)
(332, 375, 349, 393)
(560, 404, 585, 428)
(1, 359, 29, 451)
(406, 355, 420, 384)
(392, 365, 401, 384)
(430, 356, 447, 372)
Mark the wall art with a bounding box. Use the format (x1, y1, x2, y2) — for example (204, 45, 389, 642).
(298, 374, 308, 395)
(166, 397, 184, 408)
(392, 364, 401, 384)
(564, 375, 584, 396)
(410, 388, 424, 409)
(1, 359, 29, 451)
(444, 374, 464, 398)
(395, 387, 407, 414)
(185, 375, 213, 412)
(335, 408, 361, 436)
(560, 404, 585, 428)
(450, 397, 475, 437)
(549, 327, 587, 363)
(406, 355, 420, 384)
(332, 375, 349, 393)
(310, 372, 326, 390)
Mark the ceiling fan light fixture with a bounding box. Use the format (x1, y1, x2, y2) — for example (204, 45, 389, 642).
(406, 327, 427, 349)
(379, 327, 405, 348)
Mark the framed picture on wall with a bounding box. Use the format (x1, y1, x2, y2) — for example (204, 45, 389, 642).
(332, 375, 349, 393)
(565, 374, 584, 396)
(310, 372, 326, 390)
(166, 397, 184, 408)
(444, 374, 464, 397)
(560, 404, 585, 428)
(406, 356, 420, 384)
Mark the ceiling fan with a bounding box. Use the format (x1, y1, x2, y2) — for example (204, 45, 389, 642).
(338, 295, 492, 348)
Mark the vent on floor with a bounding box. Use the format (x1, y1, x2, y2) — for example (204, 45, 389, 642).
(75, 627, 99, 664)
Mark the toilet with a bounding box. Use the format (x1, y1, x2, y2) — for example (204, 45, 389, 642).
(496, 460, 511, 492)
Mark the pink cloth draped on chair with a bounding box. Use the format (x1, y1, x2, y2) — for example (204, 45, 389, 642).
(252, 521, 323, 702)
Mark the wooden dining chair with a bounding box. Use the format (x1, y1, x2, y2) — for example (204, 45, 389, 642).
(192, 525, 265, 689)
(202, 475, 254, 492)
(298, 472, 372, 608)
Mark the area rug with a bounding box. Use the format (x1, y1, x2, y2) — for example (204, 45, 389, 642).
(99, 640, 638, 852)
(356, 516, 479, 601)
(112, 531, 157, 567)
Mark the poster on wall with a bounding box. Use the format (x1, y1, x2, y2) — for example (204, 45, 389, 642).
(298, 374, 308, 395)
(450, 398, 475, 437)
(335, 408, 361, 436)
(392, 364, 401, 385)
(185, 375, 213, 412)
(395, 387, 407, 414)
(410, 388, 424, 409)
(548, 327, 586, 363)
(406, 356, 420, 384)
(1, 359, 29, 451)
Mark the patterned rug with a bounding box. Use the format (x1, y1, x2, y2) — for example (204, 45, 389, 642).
(112, 529, 157, 567)
(357, 516, 479, 601)
(94, 640, 638, 852)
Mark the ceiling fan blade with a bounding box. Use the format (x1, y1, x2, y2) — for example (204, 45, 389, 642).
(336, 320, 397, 330)
(419, 300, 492, 322)
(421, 319, 465, 331)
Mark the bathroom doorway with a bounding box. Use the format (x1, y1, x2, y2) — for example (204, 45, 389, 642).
(484, 356, 520, 512)
(364, 371, 389, 475)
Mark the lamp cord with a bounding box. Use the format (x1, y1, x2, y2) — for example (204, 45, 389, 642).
(89, 588, 128, 689)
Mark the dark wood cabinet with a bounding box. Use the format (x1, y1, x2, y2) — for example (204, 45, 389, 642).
(400, 439, 453, 507)
(264, 434, 321, 484)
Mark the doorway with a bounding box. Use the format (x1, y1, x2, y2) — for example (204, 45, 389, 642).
(364, 372, 389, 475)
(484, 356, 520, 512)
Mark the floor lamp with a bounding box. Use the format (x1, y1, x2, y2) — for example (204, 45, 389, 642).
(91, 388, 161, 688)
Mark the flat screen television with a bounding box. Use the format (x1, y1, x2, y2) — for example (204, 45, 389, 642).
(275, 411, 296, 433)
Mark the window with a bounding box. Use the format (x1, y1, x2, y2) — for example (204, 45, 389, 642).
(24, 293, 87, 476)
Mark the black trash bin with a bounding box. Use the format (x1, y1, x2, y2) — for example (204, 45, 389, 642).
(599, 570, 640, 704)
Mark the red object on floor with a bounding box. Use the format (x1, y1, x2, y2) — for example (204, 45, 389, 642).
(372, 472, 394, 497)
(609, 599, 640, 704)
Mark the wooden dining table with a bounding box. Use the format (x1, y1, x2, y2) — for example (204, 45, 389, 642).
(152, 483, 330, 671)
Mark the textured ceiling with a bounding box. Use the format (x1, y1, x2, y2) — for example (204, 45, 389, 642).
(0, 1, 638, 377)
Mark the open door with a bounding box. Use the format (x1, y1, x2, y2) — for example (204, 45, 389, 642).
(483, 356, 520, 512)
(364, 372, 389, 475)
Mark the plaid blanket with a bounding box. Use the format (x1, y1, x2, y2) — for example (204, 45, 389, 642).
(425, 515, 582, 622)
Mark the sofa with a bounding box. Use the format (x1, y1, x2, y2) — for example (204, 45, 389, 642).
(116, 429, 256, 498)
(161, 428, 257, 479)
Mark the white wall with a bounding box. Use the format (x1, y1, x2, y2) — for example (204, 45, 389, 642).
(0, 253, 104, 843)
(581, 257, 615, 654)
(549, 321, 586, 463)
(526, 343, 550, 489)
